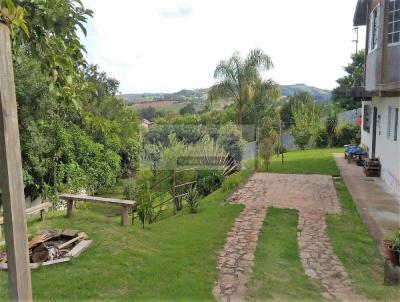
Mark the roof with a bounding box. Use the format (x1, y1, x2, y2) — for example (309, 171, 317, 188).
(354, 0, 369, 26)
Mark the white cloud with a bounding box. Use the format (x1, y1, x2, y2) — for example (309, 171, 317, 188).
(81, 0, 365, 94)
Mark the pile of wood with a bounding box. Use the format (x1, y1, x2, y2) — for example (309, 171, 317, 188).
(0, 229, 92, 270)
(363, 158, 381, 177)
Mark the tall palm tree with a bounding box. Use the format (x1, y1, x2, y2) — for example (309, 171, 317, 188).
(209, 49, 276, 130)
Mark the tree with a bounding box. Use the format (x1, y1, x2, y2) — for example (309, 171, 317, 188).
(291, 101, 319, 149)
(179, 103, 196, 115)
(332, 50, 365, 110)
(325, 107, 338, 148)
(139, 107, 157, 120)
(2, 0, 94, 108)
(280, 92, 314, 127)
(209, 49, 276, 130)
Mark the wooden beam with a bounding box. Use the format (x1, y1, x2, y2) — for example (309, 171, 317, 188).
(0, 23, 33, 301)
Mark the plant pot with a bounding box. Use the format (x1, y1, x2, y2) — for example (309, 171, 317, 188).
(383, 240, 393, 260)
(382, 240, 399, 266)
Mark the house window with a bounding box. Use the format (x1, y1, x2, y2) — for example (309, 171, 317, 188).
(363, 105, 371, 133)
(387, 106, 399, 141)
(389, 0, 400, 45)
(395, 108, 399, 141)
(369, 4, 380, 51)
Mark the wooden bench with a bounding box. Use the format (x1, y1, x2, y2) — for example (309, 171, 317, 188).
(59, 194, 136, 226)
(0, 202, 52, 225)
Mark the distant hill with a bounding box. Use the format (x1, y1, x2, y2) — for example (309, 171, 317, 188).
(279, 84, 332, 102)
(122, 88, 209, 106)
(121, 84, 331, 106)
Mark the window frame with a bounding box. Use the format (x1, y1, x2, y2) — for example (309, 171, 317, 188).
(387, 106, 399, 141)
(369, 4, 381, 52)
(363, 105, 371, 133)
(388, 0, 400, 46)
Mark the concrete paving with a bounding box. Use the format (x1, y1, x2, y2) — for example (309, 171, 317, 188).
(334, 154, 400, 252)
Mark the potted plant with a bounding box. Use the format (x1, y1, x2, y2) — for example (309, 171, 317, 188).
(383, 229, 400, 266)
(391, 228, 400, 266)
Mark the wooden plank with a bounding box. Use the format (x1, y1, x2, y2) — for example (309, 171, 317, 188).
(41, 257, 71, 267)
(0, 202, 52, 225)
(59, 194, 136, 206)
(66, 240, 93, 258)
(174, 181, 196, 189)
(25, 202, 52, 215)
(0, 23, 32, 301)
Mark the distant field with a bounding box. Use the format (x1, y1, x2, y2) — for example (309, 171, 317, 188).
(157, 102, 205, 114)
(131, 100, 176, 109)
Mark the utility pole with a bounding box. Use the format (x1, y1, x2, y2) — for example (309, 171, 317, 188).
(353, 27, 360, 88)
(353, 27, 359, 55)
(0, 23, 33, 301)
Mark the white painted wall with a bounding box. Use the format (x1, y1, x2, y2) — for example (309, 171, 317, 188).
(361, 97, 400, 196)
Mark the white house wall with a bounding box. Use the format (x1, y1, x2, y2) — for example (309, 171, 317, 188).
(361, 97, 400, 196)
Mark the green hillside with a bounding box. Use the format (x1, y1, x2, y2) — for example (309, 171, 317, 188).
(121, 84, 332, 106)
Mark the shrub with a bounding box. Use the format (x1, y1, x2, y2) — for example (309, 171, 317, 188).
(124, 170, 154, 228)
(221, 173, 242, 192)
(316, 123, 360, 148)
(335, 124, 360, 146)
(185, 185, 200, 213)
(291, 101, 319, 149)
(217, 122, 245, 166)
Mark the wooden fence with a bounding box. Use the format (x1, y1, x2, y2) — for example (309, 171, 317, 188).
(132, 167, 198, 225)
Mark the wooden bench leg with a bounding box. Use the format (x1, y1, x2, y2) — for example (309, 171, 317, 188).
(67, 199, 74, 218)
(121, 206, 129, 227)
(40, 209, 45, 222)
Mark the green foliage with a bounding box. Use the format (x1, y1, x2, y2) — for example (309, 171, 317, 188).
(217, 122, 245, 166)
(221, 173, 242, 193)
(332, 51, 366, 110)
(179, 103, 196, 115)
(16, 55, 139, 200)
(191, 137, 235, 196)
(325, 108, 339, 148)
(6, 0, 94, 108)
(290, 99, 319, 149)
(124, 170, 154, 228)
(209, 49, 278, 128)
(316, 124, 360, 148)
(280, 91, 315, 127)
(185, 185, 199, 214)
(139, 107, 157, 121)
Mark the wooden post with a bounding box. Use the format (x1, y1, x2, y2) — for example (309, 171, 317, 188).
(66, 199, 74, 218)
(0, 23, 33, 301)
(172, 170, 176, 215)
(255, 126, 259, 170)
(121, 206, 129, 226)
(40, 209, 45, 222)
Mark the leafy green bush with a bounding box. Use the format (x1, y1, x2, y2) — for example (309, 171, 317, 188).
(316, 123, 359, 147)
(185, 186, 199, 213)
(221, 173, 242, 193)
(124, 170, 154, 228)
(217, 122, 245, 166)
(335, 124, 359, 146)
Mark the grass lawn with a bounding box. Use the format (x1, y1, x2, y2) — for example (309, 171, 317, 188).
(327, 182, 399, 300)
(265, 148, 342, 175)
(0, 169, 253, 301)
(247, 208, 323, 302)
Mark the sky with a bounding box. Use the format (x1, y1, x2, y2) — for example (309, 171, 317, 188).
(81, 0, 366, 94)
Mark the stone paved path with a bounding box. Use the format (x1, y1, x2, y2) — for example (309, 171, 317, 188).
(213, 207, 267, 302)
(213, 173, 367, 302)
